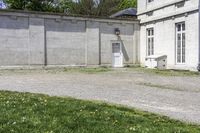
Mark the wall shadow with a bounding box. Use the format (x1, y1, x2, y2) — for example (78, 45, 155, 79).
(118, 36, 129, 62)
(45, 19, 86, 33)
(0, 16, 29, 29)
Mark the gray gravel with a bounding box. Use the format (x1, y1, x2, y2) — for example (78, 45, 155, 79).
(0, 69, 200, 124)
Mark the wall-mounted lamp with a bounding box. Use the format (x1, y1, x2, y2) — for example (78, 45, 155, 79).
(115, 28, 120, 36)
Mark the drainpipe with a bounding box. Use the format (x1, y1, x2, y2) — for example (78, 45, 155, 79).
(198, 0, 200, 71)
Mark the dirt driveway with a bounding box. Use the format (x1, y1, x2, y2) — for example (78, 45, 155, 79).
(0, 68, 200, 124)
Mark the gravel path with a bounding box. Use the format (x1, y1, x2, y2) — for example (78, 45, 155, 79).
(0, 69, 200, 124)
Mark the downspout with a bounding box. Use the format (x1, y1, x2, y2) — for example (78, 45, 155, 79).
(198, 0, 200, 71)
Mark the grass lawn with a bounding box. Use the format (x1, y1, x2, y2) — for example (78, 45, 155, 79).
(0, 91, 200, 133)
(0, 66, 199, 77)
(63, 67, 112, 74)
(127, 66, 200, 76)
(0, 67, 113, 75)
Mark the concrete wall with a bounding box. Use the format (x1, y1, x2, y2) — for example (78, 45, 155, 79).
(100, 23, 136, 65)
(138, 0, 199, 71)
(45, 19, 86, 65)
(0, 15, 29, 65)
(0, 10, 139, 67)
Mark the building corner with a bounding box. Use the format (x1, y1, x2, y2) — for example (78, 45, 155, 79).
(198, 0, 200, 71)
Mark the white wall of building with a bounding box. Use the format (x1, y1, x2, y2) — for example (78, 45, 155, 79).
(138, 0, 199, 71)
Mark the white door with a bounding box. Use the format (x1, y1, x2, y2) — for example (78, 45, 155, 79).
(112, 42, 123, 67)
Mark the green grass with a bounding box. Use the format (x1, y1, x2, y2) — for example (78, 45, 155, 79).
(128, 66, 200, 76)
(0, 91, 200, 133)
(63, 67, 112, 74)
(0, 67, 112, 75)
(0, 66, 199, 76)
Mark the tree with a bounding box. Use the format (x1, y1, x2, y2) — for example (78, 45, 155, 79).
(3, 0, 61, 12)
(96, 0, 121, 16)
(60, 0, 121, 16)
(68, 0, 97, 16)
(119, 0, 137, 10)
(59, 0, 73, 13)
(3, 0, 28, 10)
(3, 0, 137, 16)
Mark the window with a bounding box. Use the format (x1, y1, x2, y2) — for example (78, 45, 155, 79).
(176, 1, 185, 8)
(176, 22, 185, 64)
(147, 0, 154, 3)
(112, 43, 121, 53)
(146, 11, 153, 17)
(147, 28, 154, 56)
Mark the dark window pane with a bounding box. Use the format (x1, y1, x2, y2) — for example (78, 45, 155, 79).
(148, 44, 150, 55)
(112, 43, 120, 53)
(182, 23, 185, 31)
(151, 29, 154, 35)
(177, 24, 181, 31)
(182, 33, 185, 62)
(177, 56, 181, 63)
(178, 33, 181, 40)
(151, 38, 154, 48)
(182, 33, 185, 42)
(177, 33, 181, 63)
(148, 38, 151, 45)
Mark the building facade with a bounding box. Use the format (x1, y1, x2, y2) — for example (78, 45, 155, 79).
(138, 0, 200, 71)
(0, 10, 139, 68)
(1, 1, 200, 71)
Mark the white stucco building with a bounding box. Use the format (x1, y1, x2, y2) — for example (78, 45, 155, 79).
(138, 0, 200, 71)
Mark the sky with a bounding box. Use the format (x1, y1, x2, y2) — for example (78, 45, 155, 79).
(0, 0, 6, 9)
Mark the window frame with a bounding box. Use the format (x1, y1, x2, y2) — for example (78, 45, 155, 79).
(175, 1, 185, 8)
(146, 28, 154, 56)
(175, 22, 186, 64)
(146, 11, 153, 17)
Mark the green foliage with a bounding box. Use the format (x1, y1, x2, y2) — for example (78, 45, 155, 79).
(0, 91, 200, 133)
(3, 0, 27, 10)
(3, 0, 61, 12)
(63, 67, 112, 74)
(59, 0, 73, 13)
(68, 0, 97, 15)
(3, 0, 137, 16)
(96, 0, 122, 16)
(128, 66, 200, 76)
(119, 0, 137, 10)
(60, 0, 121, 16)
(68, 0, 137, 16)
